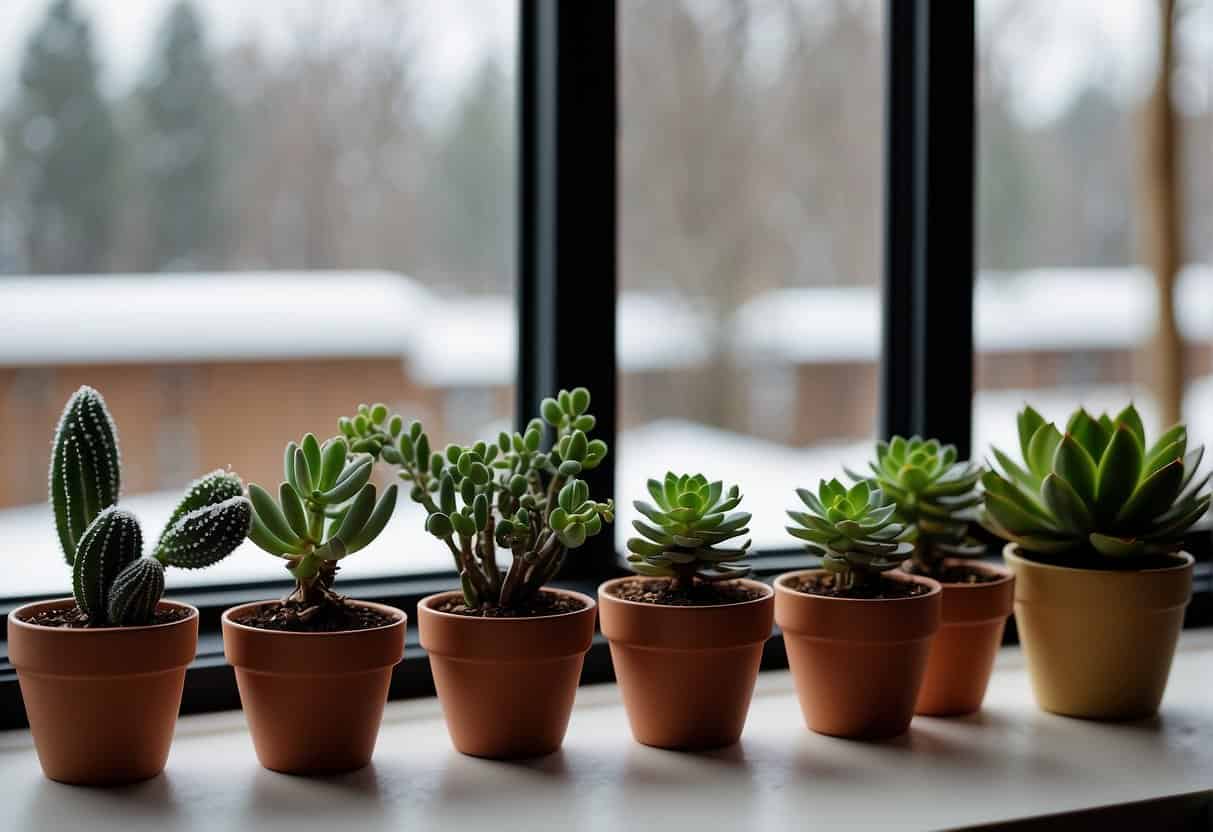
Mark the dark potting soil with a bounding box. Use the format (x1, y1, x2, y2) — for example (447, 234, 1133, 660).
(910, 564, 1002, 585)
(20, 605, 192, 628)
(788, 573, 929, 600)
(608, 578, 766, 607)
(234, 600, 399, 632)
(435, 590, 586, 618)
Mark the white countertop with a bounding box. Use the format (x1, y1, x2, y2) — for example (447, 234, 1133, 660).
(2, 633, 1211, 832)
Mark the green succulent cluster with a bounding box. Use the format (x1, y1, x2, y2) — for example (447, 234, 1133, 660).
(49, 387, 251, 625)
(246, 433, 397, 607)
(626, 473, 752, 590)
(848, 436, 984, 577)
(341, 388, 614, 608)
(981, 404, 1210, 564)
(787, 479, 913, 590)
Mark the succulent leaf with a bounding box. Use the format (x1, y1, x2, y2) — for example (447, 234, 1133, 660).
(72, 507, 142, 623)
(155, 496, 251, 569)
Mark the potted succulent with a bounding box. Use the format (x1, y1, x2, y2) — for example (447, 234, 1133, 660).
(981, 404, 1208, 719)
(8, 387, 250, 784)
(849, 436, 1013, 716)
(343, 389, 614, 758)
(223, 427, 403, 774)
(778, 478, 941, 739)
(599, 473, 772, 750)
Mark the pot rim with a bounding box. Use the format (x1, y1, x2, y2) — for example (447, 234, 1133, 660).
(419, 586, 596, 621)
(901, 558, 1014, 590)
(774, 568, 942, 604)
(221, 598, 406, 636)
(1003, 543, 1194, 576)
(9, 597, 199, 634)
(597, 575, 773, 610)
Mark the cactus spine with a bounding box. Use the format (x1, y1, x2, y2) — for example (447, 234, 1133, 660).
(72, 507, 141, 620)
(47, 389, 252, 626)
(50, 386, 120, 564)
(107, 557, 166, 626)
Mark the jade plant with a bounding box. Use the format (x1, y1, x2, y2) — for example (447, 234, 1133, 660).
(847, 436, 984, 578)
(339, 388, 614, 609)
(981, 404, 1210, 565)
(246, 433, 398, 609)
(50, 387, 251, 625)
(786, 478, 913, 590)
(626, 473, 752, 591)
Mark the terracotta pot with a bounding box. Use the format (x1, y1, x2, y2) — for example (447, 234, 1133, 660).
(775, 569, 941, 739)
(1004, 544, 1192, 720)
(598, 577, 774, 750)
(913, 560, 1015, 716)
(222, 600, 405, 774)
(7, 598, 198, 785)
(418, 588, 596, 758)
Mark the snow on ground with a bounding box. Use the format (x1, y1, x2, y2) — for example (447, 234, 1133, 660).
(14, 379, 1210, 597)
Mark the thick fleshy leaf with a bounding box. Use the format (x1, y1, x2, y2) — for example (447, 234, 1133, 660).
(1115, 458, 1184, 528)
(1095, 426, 1144, 521)
(984, 492, 1059, 537)
(1041, 474, 1094, 534)
(1066, 408, 1111, 461)
(1089, 532, 1145, 559)
(1053, 434, 1098, 506)
(1027, 423, 1063, 480)
(1114, 404, 1146, 450)
(1018, 406, 1046, 462)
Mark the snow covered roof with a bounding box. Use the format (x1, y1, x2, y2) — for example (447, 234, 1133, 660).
(732, 266, 1213, 363)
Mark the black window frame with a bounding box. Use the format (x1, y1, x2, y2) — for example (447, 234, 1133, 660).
(0, 0, 1208, 729)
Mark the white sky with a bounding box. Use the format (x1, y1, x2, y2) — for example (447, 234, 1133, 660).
(3, 0, 1202, 126)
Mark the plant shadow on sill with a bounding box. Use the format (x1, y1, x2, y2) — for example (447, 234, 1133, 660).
(434, 749, 575, 804)
(19, 772, 181, 827)
(244, 762, 385, 817)
(851, 721, 1071, 781)
(619, 741, 755, 789)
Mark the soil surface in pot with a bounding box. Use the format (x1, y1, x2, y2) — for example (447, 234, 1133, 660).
(435, 590, 586, 618)
(905, 564, 1001, 585)
(786, 574, 929, 599)
(19, 604, 191, 628)
(608, 578, 766, 606)
(234, 599, 398, 632)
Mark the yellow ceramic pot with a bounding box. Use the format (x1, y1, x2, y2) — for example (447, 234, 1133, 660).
(1004, 543, 1192, 720)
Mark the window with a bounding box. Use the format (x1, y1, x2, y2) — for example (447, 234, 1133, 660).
(975, 0, 1212, 454)
(0, 0, 517, 595)
(617, 0, 884, 550)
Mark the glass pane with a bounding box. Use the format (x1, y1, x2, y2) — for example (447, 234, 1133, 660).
(618, 0, 885, 550)
(975, 0, 1211, 455)
(0, 0, 517, 595)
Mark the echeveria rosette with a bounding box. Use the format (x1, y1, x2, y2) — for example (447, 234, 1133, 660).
(337, 388, 614, 609)
(247, 433, 398, 608)
(786, 479, 913, 589)
(626, 473, 752, 590)
(980, 404, 1211, 565)
(847, 435, 984, 576)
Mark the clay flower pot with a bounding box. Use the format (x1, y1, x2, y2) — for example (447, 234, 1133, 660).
(598, 577, 773, 750)
(1004, 544, 1192, 720)
(775, 569, 941, 739)
(222, 600, 405, 774)
(418, 588, 596, 758)
(7, 598, 199, 785)
(914, 560, 1015, 716)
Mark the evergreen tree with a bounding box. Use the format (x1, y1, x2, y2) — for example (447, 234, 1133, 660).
(5, 0, 117, 273)
(434, 56, 513, 292)
(137, 0, 225, 270)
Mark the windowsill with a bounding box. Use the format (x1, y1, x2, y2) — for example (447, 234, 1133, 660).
(1, 634, 1211, 830)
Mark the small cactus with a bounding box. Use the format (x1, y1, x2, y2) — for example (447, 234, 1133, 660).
(47, 388, 251, 626)
(72, 507, 141, 620)
(50, 386, 120, 564)
(107, 557, 166, 626)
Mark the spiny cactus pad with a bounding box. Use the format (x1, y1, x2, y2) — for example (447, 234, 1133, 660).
(50, 386, 120, 565)
(72, 507, 142, 623)
(107, 557, 166, 625)
(155, 495, 252, 568)
(159, 469, 244, 541)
